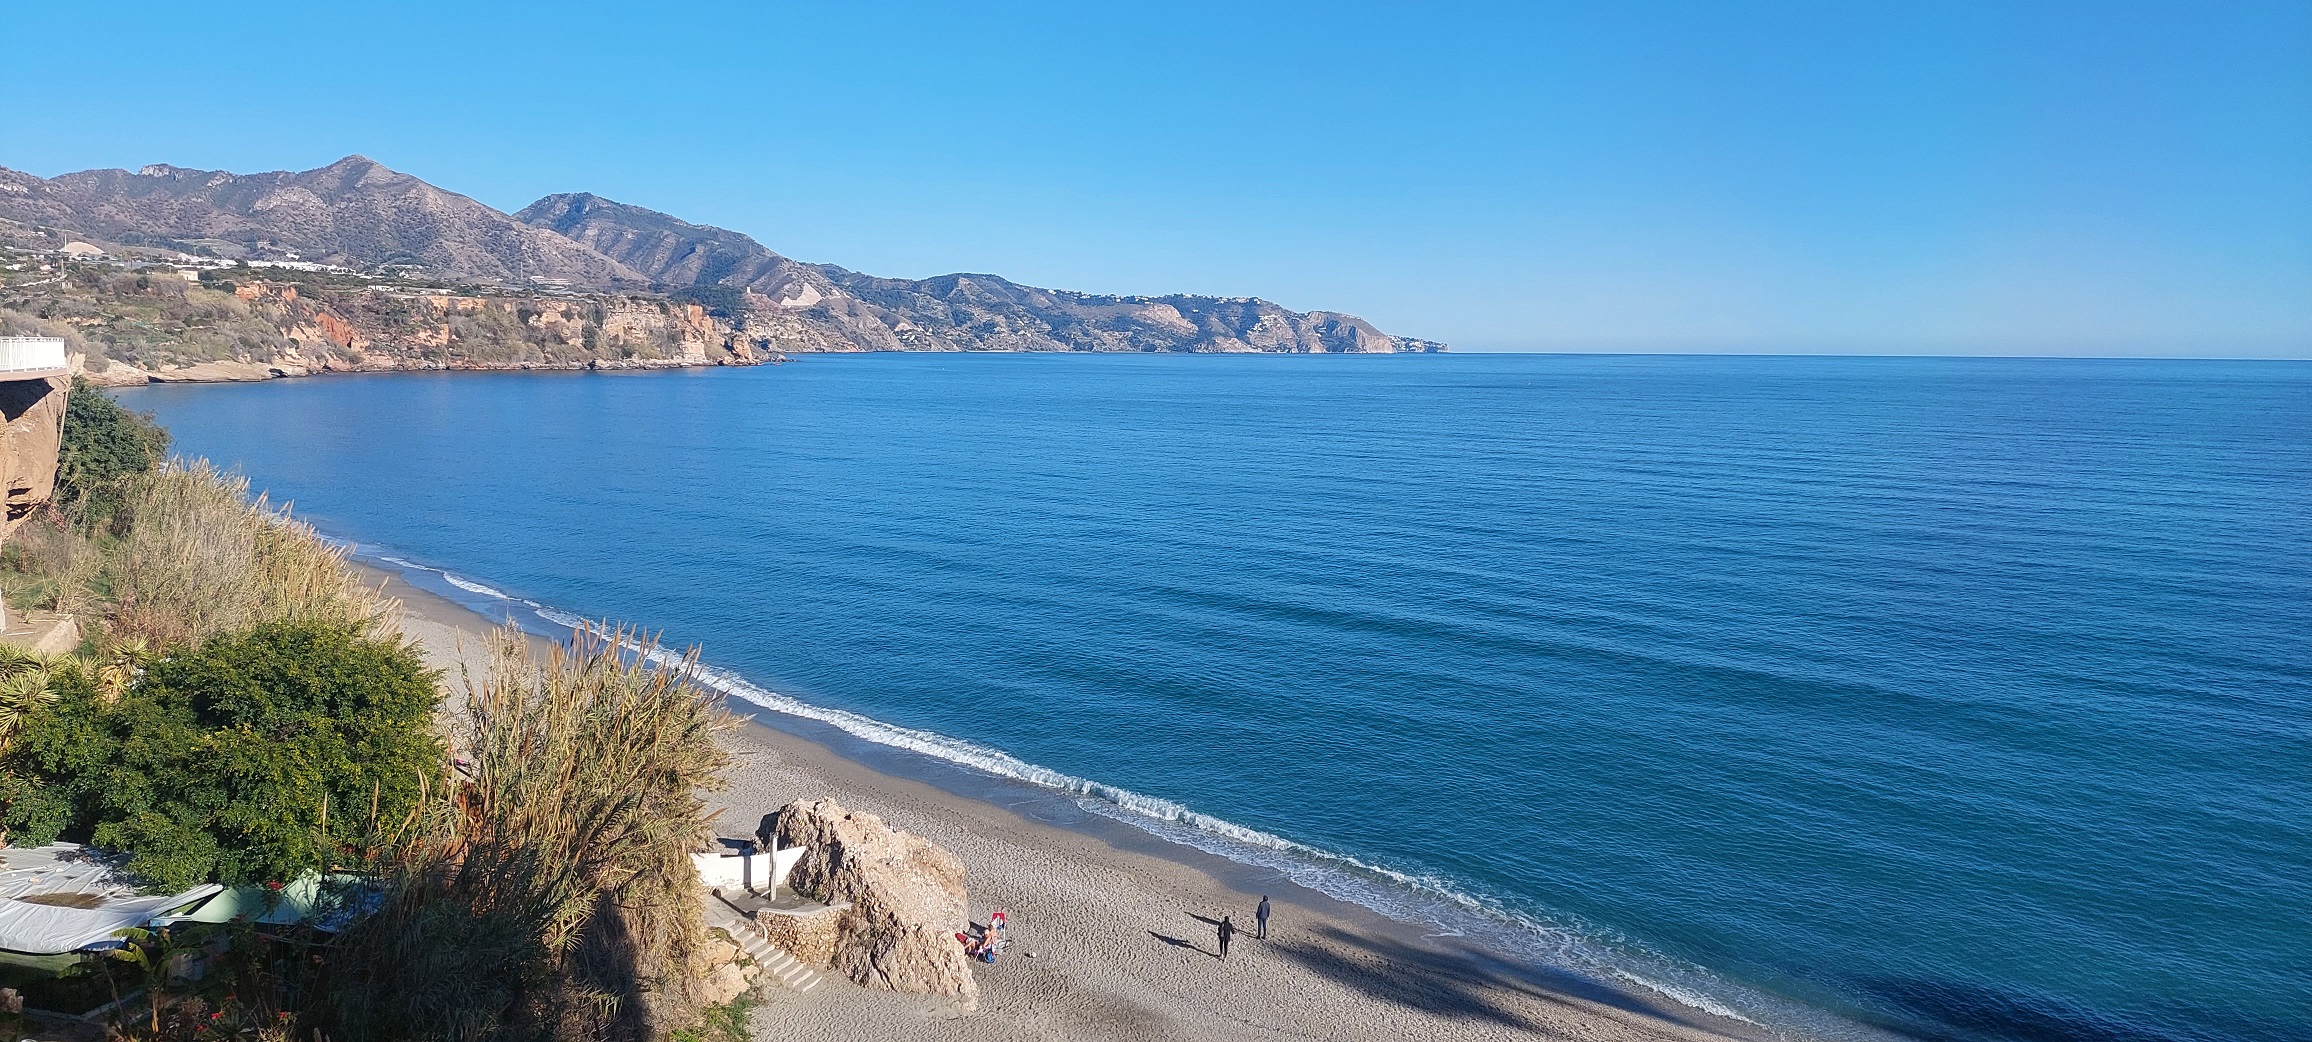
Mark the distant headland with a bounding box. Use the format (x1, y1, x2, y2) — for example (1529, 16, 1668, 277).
(0, 156, 1442, 385)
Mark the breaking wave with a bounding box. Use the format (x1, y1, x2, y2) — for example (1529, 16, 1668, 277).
(365, 551, 1882, 1039)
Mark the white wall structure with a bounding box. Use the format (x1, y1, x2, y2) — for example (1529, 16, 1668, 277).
(0, 338, 68, 378)
(693, 845, 807, 895)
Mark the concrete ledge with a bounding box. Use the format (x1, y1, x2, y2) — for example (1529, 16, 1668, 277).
(0, 612, 78, 656)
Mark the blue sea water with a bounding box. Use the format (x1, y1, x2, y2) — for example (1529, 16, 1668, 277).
(122, 354, 2312, 1042)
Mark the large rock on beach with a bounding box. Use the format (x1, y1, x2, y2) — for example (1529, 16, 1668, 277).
(774, 798, 977, 1009)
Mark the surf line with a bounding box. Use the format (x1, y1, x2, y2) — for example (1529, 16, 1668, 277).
(359, 549, 1796, 1034)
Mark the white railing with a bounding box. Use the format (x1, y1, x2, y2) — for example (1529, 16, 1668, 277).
(0, 337, 68, 375)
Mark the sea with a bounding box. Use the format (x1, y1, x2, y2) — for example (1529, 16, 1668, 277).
(120, 353, 2312, 1042)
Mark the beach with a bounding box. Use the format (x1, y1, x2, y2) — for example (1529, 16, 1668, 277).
(371, 565, 1770, 1042)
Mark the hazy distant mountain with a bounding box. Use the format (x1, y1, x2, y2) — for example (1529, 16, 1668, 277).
(0, 156, 647, 287)
(519, 192, 1441, 354)
(0, 155, 1442, 354)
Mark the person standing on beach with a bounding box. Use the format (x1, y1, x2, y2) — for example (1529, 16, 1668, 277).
(1256, 896, 1271, 939)
(1217, 915, 1236, 957)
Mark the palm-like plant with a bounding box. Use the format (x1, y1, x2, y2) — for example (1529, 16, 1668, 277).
(0, 645, 63, 756)
(89, 634, 152, 703)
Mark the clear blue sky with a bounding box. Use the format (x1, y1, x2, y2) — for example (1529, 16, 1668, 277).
(4, 1, 2307, 355)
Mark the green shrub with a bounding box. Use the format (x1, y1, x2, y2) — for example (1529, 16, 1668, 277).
(2, 621, 443, 891)
(57, 377, 169, 509)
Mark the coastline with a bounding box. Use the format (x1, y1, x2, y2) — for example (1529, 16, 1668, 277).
(360, 561, 1782, 1042)
(81, 353, 762, 388)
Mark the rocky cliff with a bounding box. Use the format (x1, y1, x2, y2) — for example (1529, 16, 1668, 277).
(0, 155, 1443, 375)
(0, 269, 758, 386)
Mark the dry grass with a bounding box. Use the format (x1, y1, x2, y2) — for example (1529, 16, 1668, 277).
(0, 510, 105, 617)
(104, 461, 396, 647)
(319, 624, 732, 1042)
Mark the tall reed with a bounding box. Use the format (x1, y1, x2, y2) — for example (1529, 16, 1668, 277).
(105, 461, 394, 647)
(319, 624, 732, 1042)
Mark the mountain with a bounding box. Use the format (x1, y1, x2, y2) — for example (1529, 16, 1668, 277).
(517, 192, 1440, 354)
(0, 156, 1442, 354)
(0, 157, 647, 288)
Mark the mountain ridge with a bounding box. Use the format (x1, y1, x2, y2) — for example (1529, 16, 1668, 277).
(516, 191, 1438, 354)
(0, 155, 1443, 355)
(0, 156, 649, 288)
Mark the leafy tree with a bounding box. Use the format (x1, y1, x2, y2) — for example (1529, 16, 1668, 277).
(2, 622, 443, 890)
(57, 377, 171, 509)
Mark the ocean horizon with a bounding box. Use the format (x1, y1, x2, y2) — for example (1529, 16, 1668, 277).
(122, 352, 2312, 1042)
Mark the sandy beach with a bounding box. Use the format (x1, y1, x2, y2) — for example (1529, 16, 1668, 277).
(371, 564, 1772, 1042)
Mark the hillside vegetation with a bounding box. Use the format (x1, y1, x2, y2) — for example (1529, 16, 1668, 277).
(0, 387, 737, 1042)
(0, 266, 756, 380)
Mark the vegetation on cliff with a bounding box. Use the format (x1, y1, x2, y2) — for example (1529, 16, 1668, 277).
(3, 622, 442, 890)
(0, 265, 755, 378)
(56, 375, 170, 510)
(0, 385, 738, 1042)
(322, 627, 731, 1042)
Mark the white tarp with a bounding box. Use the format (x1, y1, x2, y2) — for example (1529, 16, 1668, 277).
(0, 885, 223, 956)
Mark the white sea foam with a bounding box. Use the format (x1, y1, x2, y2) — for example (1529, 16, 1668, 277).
(527, 602, 1772, 1028)
(441, 573, 511, 599)
(370, 553, 1855, 1038)
(360, 552, 513, 601)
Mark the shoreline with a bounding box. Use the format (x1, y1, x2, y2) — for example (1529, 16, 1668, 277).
(360, 560, 1788, 1042)
(82, 354, 766, 388)
(86, 348, 1448, 388)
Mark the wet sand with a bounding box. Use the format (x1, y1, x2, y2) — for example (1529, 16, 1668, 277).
(369, 563, 1772, 1042)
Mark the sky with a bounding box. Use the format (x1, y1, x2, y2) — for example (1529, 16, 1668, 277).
(3, 0, 2307, 356)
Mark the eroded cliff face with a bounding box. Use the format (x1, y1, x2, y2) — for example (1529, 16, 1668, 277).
(0, 372, 66, 535)
(31, 275, 763, 387)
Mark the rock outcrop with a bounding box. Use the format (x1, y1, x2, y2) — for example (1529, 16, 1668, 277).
(0, 366, 68, 539)
(773, 798, 977, 1009)
(687, 934, 760, 1008)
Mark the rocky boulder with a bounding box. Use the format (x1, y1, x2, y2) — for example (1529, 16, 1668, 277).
(773, 798, 977, 1009)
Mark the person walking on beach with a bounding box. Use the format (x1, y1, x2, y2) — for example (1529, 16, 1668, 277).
(1217, 915, 1236, 957)
(1256, 896, 1271, 940)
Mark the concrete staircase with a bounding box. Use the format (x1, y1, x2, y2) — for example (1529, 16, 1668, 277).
(705, 895, 824, 994)
(745, 939, 824, 994)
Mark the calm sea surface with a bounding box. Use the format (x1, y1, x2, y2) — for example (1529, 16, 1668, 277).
(124, 354, 2312, 1042)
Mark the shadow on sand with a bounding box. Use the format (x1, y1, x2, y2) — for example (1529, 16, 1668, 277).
(1151, 930, 1217, 958)
(1266, 922, 1741, 1036)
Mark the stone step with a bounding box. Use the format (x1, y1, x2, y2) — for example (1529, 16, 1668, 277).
(699, 897, 826, 994)
(732, 927, 821, 993)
